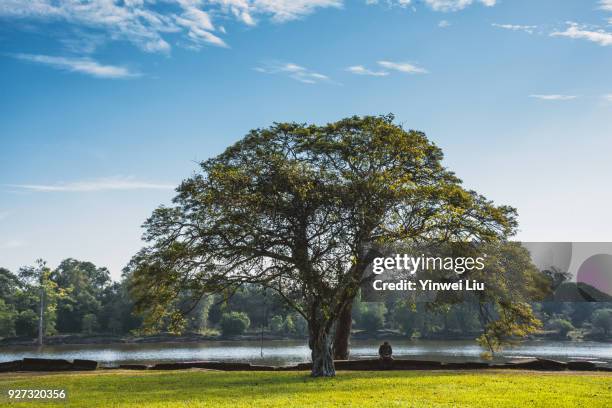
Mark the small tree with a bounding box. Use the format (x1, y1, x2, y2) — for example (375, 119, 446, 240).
(17, 260, 63, 343)
(220, 312, 250, 336)
(592, 309, 612, 336)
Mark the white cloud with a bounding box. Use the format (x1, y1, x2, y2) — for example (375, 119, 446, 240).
(346, 65, 389, 76)
(551, 23, 612, 46)
(0, 1, 341, 53)
(529, 94, 577, 101)
(1, 0, 500, 55)
(256, 62, 330, 84)
(0, 0, 175, 53)
(212, 0, 342, 24)
(11, 54, 139, 78)
(603, 94, 612, 101)
(175, 1, 227, 48)
(367, 0, 495, 11)
(377, 60, 428, 74)
(492, 23, 537, 34)
(346, 61, 427, 77)
(59, 31, 107, 54)
(365, 0, 412, 7)
(599, 0, 612, 12)
(438, 20, 451, 28)
(7, 177, 175, 192)
(424, 0, 496, 12)
(365, 0, 497, 12)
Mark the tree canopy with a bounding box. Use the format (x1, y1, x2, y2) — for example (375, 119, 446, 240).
(52, 259, 111, 333)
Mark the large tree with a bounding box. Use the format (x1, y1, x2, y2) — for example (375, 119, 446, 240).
(128, 115, 516, 376)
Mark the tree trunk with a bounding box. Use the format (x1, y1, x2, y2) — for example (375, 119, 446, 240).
(333, 302, 352, 360)
(38, 281, 44, 347)
(309, 321, 335, 377)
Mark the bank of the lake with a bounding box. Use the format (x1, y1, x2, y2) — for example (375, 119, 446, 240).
(1, 339, 611, 368)
(1, 370, 611, 408)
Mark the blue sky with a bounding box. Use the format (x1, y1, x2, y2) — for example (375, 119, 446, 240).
(1, 0, 612, 280)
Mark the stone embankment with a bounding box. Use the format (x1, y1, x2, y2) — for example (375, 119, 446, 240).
(1, 358, 611, 373)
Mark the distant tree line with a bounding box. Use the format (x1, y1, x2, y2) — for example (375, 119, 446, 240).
(1, 259, 611, 341)
(351, 294, 612, 341)
(0, 260, 140, 339)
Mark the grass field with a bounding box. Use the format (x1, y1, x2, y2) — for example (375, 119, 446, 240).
(0, 369, 611, 407)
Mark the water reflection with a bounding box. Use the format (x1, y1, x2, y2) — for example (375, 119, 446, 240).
(0, 339, 610, 367)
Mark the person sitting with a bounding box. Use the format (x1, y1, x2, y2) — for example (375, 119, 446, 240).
(378, 341, 393, 360)
(378, 341, 393, 369)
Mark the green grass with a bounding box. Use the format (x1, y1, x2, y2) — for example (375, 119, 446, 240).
(0, 369, 610, 407)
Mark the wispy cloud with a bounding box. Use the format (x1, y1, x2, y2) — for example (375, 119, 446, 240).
(603, 94, 612, 101)
(346, 65, 389, 76)
(216, 0, 343, 24)
(59, 31, 106, 54)
(347, 61, 427, 77)
(377, 60, 428, 74)
(364, 0, 413, 8)
(7, 177, 175, 192)
(438, 20, 451, 28)
(600, 0, 612, 12)
(1, 0, 500, 55)
(255, 62, 330, 84)
(529, 94, 577, 101)
(0, 1, 342, 53)
(492, 23, 537, 34)
(551, 22, 612, 47)
(424, 0, 496, 12)
(367, 0, 495, 11)
(174, 2, 227, 48)
(11, 54, 139, 78)
(0, 1, 174, 53)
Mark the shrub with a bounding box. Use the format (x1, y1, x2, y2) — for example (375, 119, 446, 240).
(220, 312, 250, 336)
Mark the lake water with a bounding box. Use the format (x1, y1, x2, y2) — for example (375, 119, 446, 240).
(1, 339, 611, 367)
